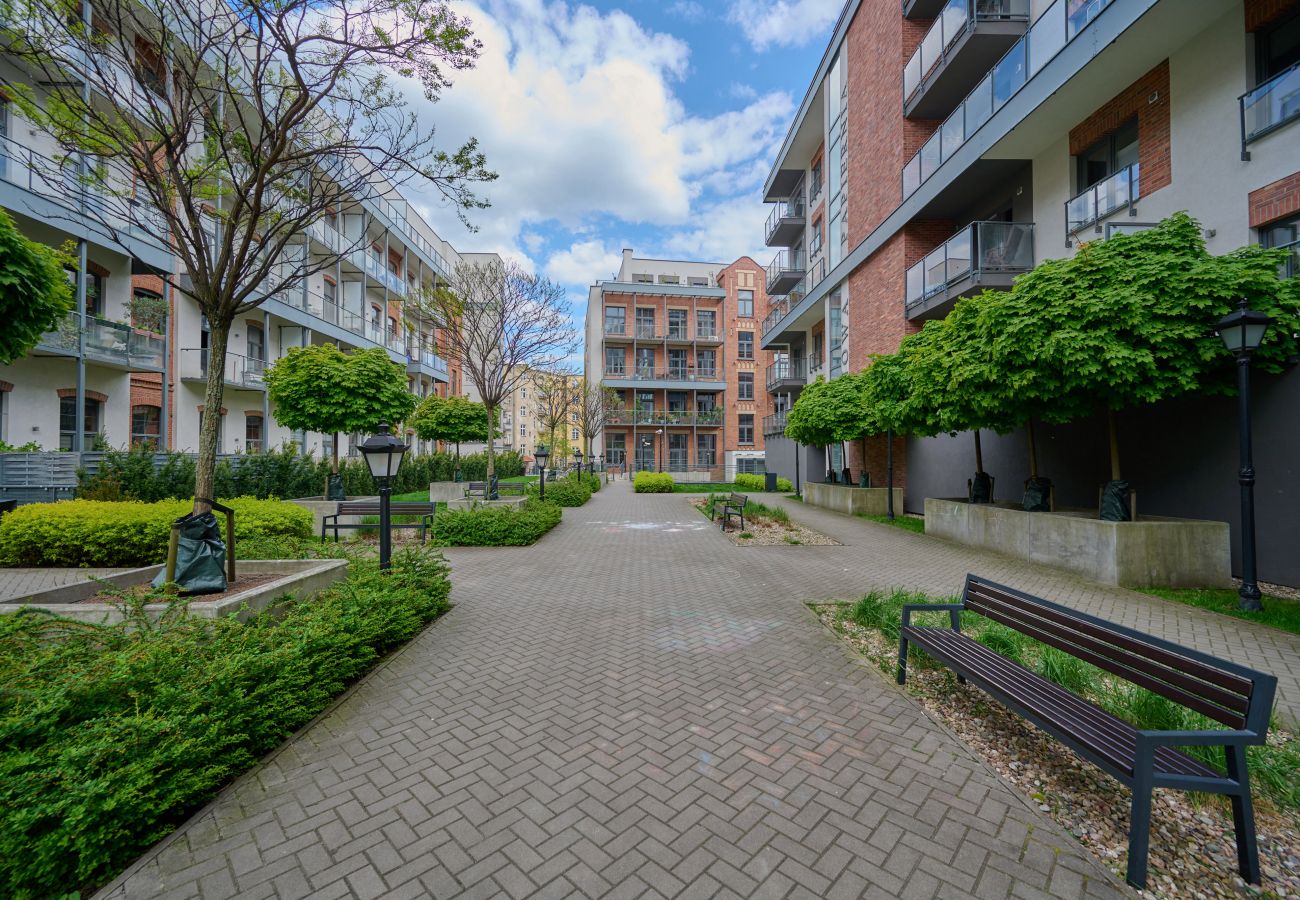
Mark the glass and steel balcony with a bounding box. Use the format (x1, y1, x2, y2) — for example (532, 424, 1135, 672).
(603, 365, 724, 385)
(766, 249, 806, 296)
(1065, 165, 1139, 241)
(903, 0, 1029, 119)
(1240, 62, 1300, 159)
(35, 312, 166, 371)
(766, 358, 807, 391)
(607, 407, 724, 426)
(762, 411, 788, 437)
(180, 349, 267, 390)
(764, 192, 807, 247)
(405, 341, 450, 380)
(902, 0, 1115, 200)
(905, 221, 1034, 319)
(761, 257, 828, 342)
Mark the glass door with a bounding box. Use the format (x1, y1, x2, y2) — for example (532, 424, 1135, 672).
(667, 433, 688, 472)
(635, 433, 656, 471)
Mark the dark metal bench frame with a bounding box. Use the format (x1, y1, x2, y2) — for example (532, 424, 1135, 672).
(897, 574, 1276, 889)
(710, 492, 747, 531)
(321, 501, 437, 543)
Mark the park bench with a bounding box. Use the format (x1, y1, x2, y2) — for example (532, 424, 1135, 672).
(710, 492, 748, 532)
(465, 481, 491, 500)
(897, 574, 1276, 889)
(321, 500, 437, 543)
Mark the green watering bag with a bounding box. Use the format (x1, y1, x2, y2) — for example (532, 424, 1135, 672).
(152, 511, 228, 594)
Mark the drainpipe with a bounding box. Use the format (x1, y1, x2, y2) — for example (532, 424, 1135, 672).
(74, 239, 87, 452)
(262, 310, 270, 443)
(160, 281, 171, 449)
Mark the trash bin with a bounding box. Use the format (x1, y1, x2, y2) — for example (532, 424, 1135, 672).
(764, 472, 778, 492)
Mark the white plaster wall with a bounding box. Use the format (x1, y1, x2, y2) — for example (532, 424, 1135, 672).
(0, 358, 131, 449)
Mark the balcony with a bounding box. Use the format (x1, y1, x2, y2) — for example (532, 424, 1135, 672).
(602, 365, 726, 390)
(766, 249, 806, 295)
(1240, 62, 1300, 159)
(34, 313, 165, 371)
(903, 0, 948, 17)
(905, 221, 1034, 320)
(903, 0, 1029, 120)
(406, 343, 450, 381)
(762, 412, 788, 437)
(764, 192, 807, 247)
(180, 349, 267, 391)
(605, 320, 723, 342)
(902, 0, 1115, 200)
(1065, 165, 1139, 243)
(761, 257, 828, 342)
(606, 407, 724, 427)
(766, 358, 807, 392)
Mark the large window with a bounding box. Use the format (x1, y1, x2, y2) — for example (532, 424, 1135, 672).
(199, 410, 225, 453)
(604, 346, 625, 374)
(634, 347, 655, 376)
(635, 307, 656, 338)
(667, 348, 686, 377)
(59, 396, 102, 450)
(1076, 118, 1138, 192)
(131, 404, 160, 449)
(697, 349, 717, 376)
(605, 433, 625, 465)
(738, 414, 754, 445)
(737, 331, 753, 360)
(736, 457, 763, 474)
(667, 308, 687, 338)
(1262, 213, 1300, 278)
(737, 290, 754, 319)
(246, 414, 264, 453)
(605, 306, 626, 334)
(696, 309, 716, 339)
(246, 323, 265, 362)
(1257, 8, 1300, 83)
(738, 372, 753, 400)
(696, 433, 716, 466)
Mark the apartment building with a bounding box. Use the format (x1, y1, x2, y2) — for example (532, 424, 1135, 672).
(0, 38, 488, 460)
(489, 369, 583, 462)
(584, 249, 771, 478)
(760, 0, 1300, 582)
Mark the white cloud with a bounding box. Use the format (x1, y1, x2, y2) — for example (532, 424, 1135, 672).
(667, 0, 708, 22)
(726, 0, 842, 51)
(657, 195, 771, 267)
(729, 81, 758, 100)
(544, 239, 623, 286)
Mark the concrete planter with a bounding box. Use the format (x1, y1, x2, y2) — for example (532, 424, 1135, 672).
(429, 481, 465, 503)
(923, 498, 1231, 588)
(0, 559, 350, 625)
(290, 496, 376, 537)
(447, 496, 527, 511)
(804, 481, 905, 517)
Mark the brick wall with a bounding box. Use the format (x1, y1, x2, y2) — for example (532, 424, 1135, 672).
(718, 258, 770, 456)
(130, 272, 175, 447)
(1244, 0, 1299, 31)
(1248, 171, 1300, 227)
(1069, 61, 1171, 196)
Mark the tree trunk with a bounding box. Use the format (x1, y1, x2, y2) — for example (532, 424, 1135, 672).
(1107, 407, 1121, 481)
(484, 402, 495, 483)
(973, 429, 984, 474)
(1026, 418, 1038, 478)
(332, 432, 340, 473)
(193, 321, 229, 514)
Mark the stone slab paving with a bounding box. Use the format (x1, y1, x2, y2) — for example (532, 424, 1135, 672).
(0, 567, 127, 602)
(98, 483, 1132, 899)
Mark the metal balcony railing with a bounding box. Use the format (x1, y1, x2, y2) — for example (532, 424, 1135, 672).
(901, 0, 1115, 200)
(604, 366, 723, 382)
(903, 0, 1029, 105)
(905, 221, 1034, 308)
(36, 312, 165, 370)
(766, 358, 807, 389)
(1065, 165, 1139, 243)
(762, 412, 788, 436)
(604, 320, 627, 336)
(1240, 62, 1300, 159)
(766, 249, 806, 294)
(182, 348, 267, 389)
(607, 408, 725, 426)
(764, 192, 807, 245)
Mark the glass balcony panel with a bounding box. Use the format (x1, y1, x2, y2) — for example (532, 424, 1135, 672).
(1067, 0, 1111, 39)
(86, 318, 131, 358)
(1241, 64, 1300, 143)
(992, 38, 1026, 106)
(1028, 0, 1065, 77)
(977, 222, 1034, 270)
(1066, 191, 1096, 233)
(904, 52, 922, 100)
(945, 228, 973, 283)
(965, 72, 994, 133)
(902, 155, 921, 198)
(940, 0, 969, 52)
(923, 246, 948, 295)
(128, 331, 164, 368)
(905, 261, 925, 306)
(941, 112, 965, 161)
(919, 132, 942, 182)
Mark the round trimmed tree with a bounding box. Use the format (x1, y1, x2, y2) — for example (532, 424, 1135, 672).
(0, 207, 73, 365)
(411, 394, 493, 464)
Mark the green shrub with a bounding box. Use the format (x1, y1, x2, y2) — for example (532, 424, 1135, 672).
(733, 473, 793, 492)
(527, 478, 591, 507)
(633, 472, 674, 493)
(1035, 646, 1098, 696)
(0, 545, 451, 898)
(0, 498, 312, 567)
(975, 622, 1028, 664)
(432, 498, 561, 546)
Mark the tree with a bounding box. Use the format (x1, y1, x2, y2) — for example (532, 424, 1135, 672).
(411, 394, 492, 461)
(3, 0, 494, 512)
(408, 259, 579, 483)
(534, 370, 577, 455)
(575, 380, 618, 469)
(785, 373, 874, 450)
(265, 345, 416, 491)
(0, 207, 73, 365)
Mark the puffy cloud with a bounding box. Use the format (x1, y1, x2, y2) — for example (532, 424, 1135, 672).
(545, 238, 624, 286)
(667, 0, 708, 22)
(726, 0, 843, 51)
(657, 195, 771, 267)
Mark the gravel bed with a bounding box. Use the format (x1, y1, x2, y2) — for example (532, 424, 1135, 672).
(812, 603, 1300, 898)
(1237, 577, 1300, 603)
(690, 500, 838, 546)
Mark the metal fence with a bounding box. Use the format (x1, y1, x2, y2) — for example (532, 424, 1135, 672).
(0, 451, 256, 504)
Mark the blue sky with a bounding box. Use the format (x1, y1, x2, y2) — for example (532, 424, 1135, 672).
(404, 0, 841, 340)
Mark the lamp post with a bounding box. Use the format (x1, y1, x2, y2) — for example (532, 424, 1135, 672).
(655, 428, 663, 473)
(572, 446, 582, 476)
(535, 442, 550, 501)
(358, 422, 408, 571)
(1215, 300, 1272, 612)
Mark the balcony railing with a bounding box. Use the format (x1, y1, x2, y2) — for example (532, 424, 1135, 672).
(607, 408, 724, 426)
(36, 312, 164, 370)
(1240, 62, 1300, 159)
(182, 348, 267, 390)
(766, 248, 806, 294)
(901, 0, 1114, 200)
(762, 412, 788, 436)
(606, 321, 721, 341)
(603, 366, 723, 383)
(1065, 165, 1139, 242)
(903, 0, 1029, 107)
(761, 256, 829, 340)
(905, 221, 1034, 309)
(604, 320, 627, 336)
(766, 358, 807, 389)
(764, 192, 807, 246)
(406, 342, 449, 378)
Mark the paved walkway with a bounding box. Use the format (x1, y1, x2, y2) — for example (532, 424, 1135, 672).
(100, 482, 1210, 899)
(0, 567, 127, 602)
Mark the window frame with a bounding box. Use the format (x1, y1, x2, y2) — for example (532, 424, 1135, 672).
(737, 330, 754, 360)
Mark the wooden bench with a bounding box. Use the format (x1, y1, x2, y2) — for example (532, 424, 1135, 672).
(464, 481, 491, 500)
(897, 574, 1276, 889)
(321, 501, 437, 543)
(710, 492, 748, 531)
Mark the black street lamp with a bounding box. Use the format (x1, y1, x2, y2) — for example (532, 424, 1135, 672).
(1216, 299, 1273, 611)
(358, 422, 408, 571)
(655, 428, 663, 473)
(535, 442, 550, 501)
(571, 446, 582, 476)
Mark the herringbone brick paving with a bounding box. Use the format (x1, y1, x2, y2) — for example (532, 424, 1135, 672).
(100, 481, 1208, 899)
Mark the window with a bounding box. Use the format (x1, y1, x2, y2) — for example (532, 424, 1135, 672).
(657, 274, 680, 284)
(687, 276, 710, 286)
(323, 279, 336, 310)
(738, 372, 754, 400)
(1256, 7, 1300, 83)
(635, 347, 655, 376)
(63, 267, 103, 317)
(246, 414, 264, 453)
(1262, 213, 1300, 278)
(696, 309, 716, 339)
(605, 433, 626, 465)
(1076, 118, 1138, 192)
(737, 331, 753, 360)
(632, 273, 653, 283)
(131, 404, 160, 449)
(810, 160, 823, 202)
(737, 290, 754, 318)
(134, 35, 165, 96)
(605, 306, 626, 334)
(246, 324, 264, 362)
(199, 410, 226, 453)
(812, 331, 824, 369)
(667, 309, 687, 338)
(388, 316, 398, 340)
(809, 219, 824, 258)
(696, 433, 716, 466)
(572, 427, 579, 441)
(697, 349, 716, 377)
(59, 395, 102, 450)
(667, 348, 686, 377)
(736, 457, 763, 474)
(635, 307, 656, 338)
(738, 414, 754, 445)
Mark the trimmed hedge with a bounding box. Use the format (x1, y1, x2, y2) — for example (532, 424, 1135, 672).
(633, 472, 674, 493)
(734, 473, 794, 492)
(432, 498, 562, 546)
(526, 477, 591, 507)
(0, 498, 312, 567)
(0, 543, 452, 898)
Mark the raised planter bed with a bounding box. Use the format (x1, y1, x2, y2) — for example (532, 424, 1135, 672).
(804, 481, 904, 517)
(0, 558, 348, 624)
(447, 495, 527, 511)
(923, 498, 1231, 588)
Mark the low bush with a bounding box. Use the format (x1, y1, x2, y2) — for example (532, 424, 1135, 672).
(0, 543, 452, 898)
(634, 472, 674, 493)
(526, 478, 591, 507)
(733, 473, 794, 492)
(0, 498, 312, 567)
(432, 498, 562, 546)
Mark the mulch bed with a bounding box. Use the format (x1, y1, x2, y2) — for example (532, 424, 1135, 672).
(690, 499, 838, 546)
(82, 573, 283, 604)
(812, 603, 1300, 899)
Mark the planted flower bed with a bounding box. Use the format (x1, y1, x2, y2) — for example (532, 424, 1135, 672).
(693, 496, 837, 546)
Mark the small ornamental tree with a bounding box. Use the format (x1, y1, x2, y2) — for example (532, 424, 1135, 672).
(575, 381, 618, 468)
(265, 345, 416, 492)
(0, 207, 73, 365)
(534, 370, 578, 454)
(411, 394, 492, 462)
(785, 373, 875, 466)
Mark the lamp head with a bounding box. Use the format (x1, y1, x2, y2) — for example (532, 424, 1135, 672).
(1216, 300, 1272, 356)
(358, 422, 408, 482)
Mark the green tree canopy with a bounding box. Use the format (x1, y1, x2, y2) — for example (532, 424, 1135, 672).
(265, 345, 416, 470)
(411, 394, 493, 451)
(785, 373, 875, 447)
(0, 207, 73, 365)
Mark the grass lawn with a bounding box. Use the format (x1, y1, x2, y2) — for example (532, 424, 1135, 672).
(1142, 586, 1300, 637)
(671, 482, 740, 493)
(858, 513, 925, 534)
